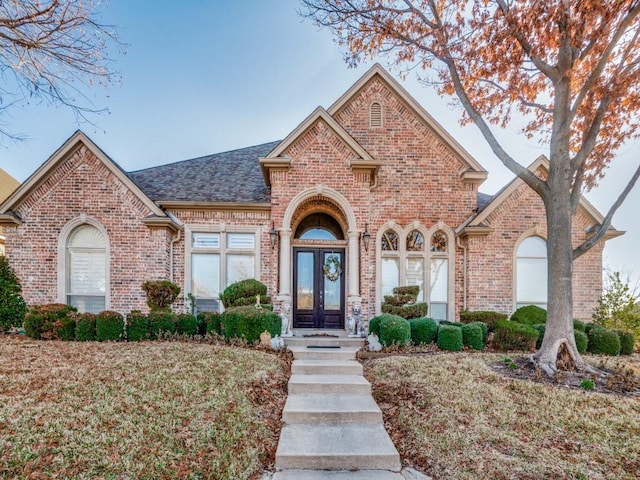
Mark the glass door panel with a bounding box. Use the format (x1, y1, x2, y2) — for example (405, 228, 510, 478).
(296, 251, 314, 310)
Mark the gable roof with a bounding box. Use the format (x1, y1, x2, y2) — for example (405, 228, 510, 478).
(130, 141, 278, 205)
(328, 64, 488, 184)
(259, 107, 380, 186)
(0, 130, 170, 224)
(460, 155, 623, 240)
(0, 168, 19, 203)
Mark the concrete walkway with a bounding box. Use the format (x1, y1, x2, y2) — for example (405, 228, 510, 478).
(272, 331, 403, 479)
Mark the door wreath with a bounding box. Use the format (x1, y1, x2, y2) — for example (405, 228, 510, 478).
(323, 254, 342, 282)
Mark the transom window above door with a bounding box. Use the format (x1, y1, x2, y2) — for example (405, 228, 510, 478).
(295, 213, 344, 240)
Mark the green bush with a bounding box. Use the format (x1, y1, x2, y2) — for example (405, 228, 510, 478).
(75, 313, 96, 341)
(148, 312, 176, 339)
(200, 311, 222, 335)
(23, 304, 76, 339)
(392, 285, 419, 304)
(409, 317, 438, 344)
(55, 316, 76, 341)
(220, 306, 280, 343)
(574, 330, 588, 354)
(226, 295, 272, 308)
(618, 330, 635, 355)
(437, 325, 463, 351)
(592, 271, 640, 340)
(573, 319, 586, 332)
(439, 320, 462, 328)
(368, 314, 398, 337)
(510, 305, 547, 327)
(493, 319, 539, 352)
(533, 324, 546, 349)
(587, 327, 620, 356)
(142, 280, 181, 312)
(461, 323, 484, 350)
(126, 311, 148, 341)
(469, 321, 489, 345)
(220, 279, 268, 309)
(176, 313, 198, 336)
(0, 256, 27, 332)
(381, 302, 428, 320)
(379, 315, 411, 346)
(96, 311, 124, 341)
(585, 322, 604, 336)
(459, 310, 507, 332)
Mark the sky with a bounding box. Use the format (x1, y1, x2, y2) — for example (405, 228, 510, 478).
(1, 1, 638, 285)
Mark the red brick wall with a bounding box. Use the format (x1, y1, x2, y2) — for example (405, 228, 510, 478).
(3, 146, 171, 313)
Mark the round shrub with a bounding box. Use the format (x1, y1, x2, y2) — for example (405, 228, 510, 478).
(200, 311, 222, 335)
(574, 330, 588, 354)
(24, 304, 76, 339)
(220, 279, 268, 308)
(588, 327, 621, 356)
(585, 322, 603, 336)
(459, 310, 507, 332)
(618, 330, 635, 355)
(381, 302, 428, 320)
(510, 305, 547, 327)
(379, 315, 411, 346)
(96, 311, 124, 341)
(493, 319, 539, 352)
(533, 324, 546, 349)
(461, 323, 484, 350)
(148, 312, 176, 339)
(439, 320, 462, 328)
(0, 256, 27, 332)
(126, 311, 148, 341)
(221, 306, 281, 343)
(409, 317, 438, 344)
(176, 313, 198, 336)
(142, 280, 181, 312)
(55, 316, 76, 341)
(573, 319, 586, 332)
(437, 325, 463, 351)
(469, 321, 489, 345)
(75, 313, 96, 341)
(368, 314, 398, 337)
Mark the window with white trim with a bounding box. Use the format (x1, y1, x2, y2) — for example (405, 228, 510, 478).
(67, 225, 107, 313)
(429, 231, 449, 321)
(516, 236, 547, 310)
(189, 230, 257, 313)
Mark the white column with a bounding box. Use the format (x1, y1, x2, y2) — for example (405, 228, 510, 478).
(278, 229, 292, 296)
(348, 230, 360, 297)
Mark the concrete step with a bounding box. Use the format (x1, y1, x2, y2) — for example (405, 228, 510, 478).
(282, 394, 382, 424)
(288, 374, 371, 395)
(275, 423, 401, 471)
(292, 359, 363, 376)
(291, 329, 350, 338)
(285, 336, 365, 348)
(272, 470, 405, 480)
(288, 345, 361, 361)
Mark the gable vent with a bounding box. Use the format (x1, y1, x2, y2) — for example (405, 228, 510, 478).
(370, 102, 382, 127)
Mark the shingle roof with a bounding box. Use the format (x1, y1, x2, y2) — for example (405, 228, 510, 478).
(128, 141, 280, 203)
(476, 192, 493, 213)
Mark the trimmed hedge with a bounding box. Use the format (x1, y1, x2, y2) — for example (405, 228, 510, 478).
(587, 326, 620, 356)
(533, 324, 546, 349)
(573, 319, 586, 332)
(142, 280, 181, 312)
(409, 317, 438, 344)
(510, 305, 547, 327)
(574, 330, 588, 354)
(148, 312, 176, 339)
(379, 315, 411, 346)
(55, 316, 76, 341)
(459, 310, 507, 332)
(469, 321, 489, 345)
(176, 313, 198, 336)
(493, 319, 539, 352)
(437, 325, 463, 351)
(221, 306, 281, 343)
(461, 323, 484, 350)
(368, 314, 399, 337)
(439, 320, 462, 328)
(618, 330, 635, 355)
(220, 279, 268, 308)
(126, 311, 148, 341)
(75, 313, 97, 341)
(225, 295, 272, 308)
(24, 304, 76, 340)
(199, 312, 222, 335)
(96, 311, 124, 341)
(381, 302, 428, 320)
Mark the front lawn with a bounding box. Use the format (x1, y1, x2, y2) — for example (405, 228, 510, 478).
(366, 353, 640, 480)
(0, 337, 290, 480)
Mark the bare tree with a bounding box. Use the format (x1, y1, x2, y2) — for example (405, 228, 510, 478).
(0, 0, 121, 140)
(301, 0, 640, 375)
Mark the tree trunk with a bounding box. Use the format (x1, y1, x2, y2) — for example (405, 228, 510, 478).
(534, 179, 586, 376)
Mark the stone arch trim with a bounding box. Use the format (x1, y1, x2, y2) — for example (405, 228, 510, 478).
(57, 214, 111, 310)
(282, 185, 357, 235)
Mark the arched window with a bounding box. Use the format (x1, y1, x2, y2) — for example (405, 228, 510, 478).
(429, 231, 449, 320)
(66, 225, 107, 313)
(405, 229, 425, 300)
(516, 236, 547, 310)
(370, 102, 382, 127)
(380, 229, 399, 297)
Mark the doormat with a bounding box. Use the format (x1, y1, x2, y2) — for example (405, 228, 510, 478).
(303, 334, 339, 338)
(306, 345, 341, 349)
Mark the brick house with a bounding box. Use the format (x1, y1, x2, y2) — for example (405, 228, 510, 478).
(0, 168, 20, 257)
(0, 65, 621, 325)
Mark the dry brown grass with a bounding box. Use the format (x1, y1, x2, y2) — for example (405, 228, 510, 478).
(0, 337, 290, 480)
(366, 352, 640, 480)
